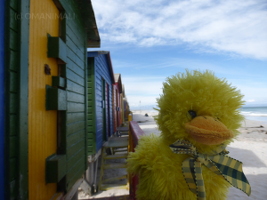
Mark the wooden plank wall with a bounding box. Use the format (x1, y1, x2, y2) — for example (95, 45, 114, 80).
(29, 0, 90, 195)
(94, 54, 114, 152)
(113, 86, 118, 132)
(63, 1, 87, 191)
(29, 0, 89, 195)
(5, 0, 29, 199)
(0, 0, 5, 199)
(87, 57, 96, 155)
(6, 1, 21, 198)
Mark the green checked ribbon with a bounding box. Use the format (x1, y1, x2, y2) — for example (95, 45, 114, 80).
(169, 140, 251, 200)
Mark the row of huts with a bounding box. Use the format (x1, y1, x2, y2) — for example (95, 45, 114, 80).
(0, 0, 130, 199)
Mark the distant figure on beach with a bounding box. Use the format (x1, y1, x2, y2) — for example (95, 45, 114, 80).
(145, 113, 149, 117)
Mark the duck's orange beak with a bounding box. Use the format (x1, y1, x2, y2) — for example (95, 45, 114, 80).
(185, 116, 233, 145)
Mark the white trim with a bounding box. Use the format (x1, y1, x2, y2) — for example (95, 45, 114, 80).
(88, 148, 101, 163)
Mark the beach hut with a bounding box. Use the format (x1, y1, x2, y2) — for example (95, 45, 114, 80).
(0, 1, 5, 199)
(86, 51, 115, 189)
(3, 0, 100, 199)
(28, 1, 100, 199)
(113, 74, 123, 131)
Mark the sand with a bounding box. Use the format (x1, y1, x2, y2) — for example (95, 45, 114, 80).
(79, 110, 267, 200)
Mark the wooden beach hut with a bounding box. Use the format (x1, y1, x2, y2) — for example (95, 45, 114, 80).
(3, 0, 100, 199)
(28, 1, 100, 199)
(113, 74, 123, 131)
(86, 51, 115, 190)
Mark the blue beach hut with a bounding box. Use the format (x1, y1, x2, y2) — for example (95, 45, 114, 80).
(87, 51, 115, 156)
(85, 51, 115, 191)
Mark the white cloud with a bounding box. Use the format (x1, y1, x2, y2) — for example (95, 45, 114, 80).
(123, 76, 164, 95)
(125, 82, 267, 109)
(139, 37, 163, 47)
(121, 70, 267, 108)
(124, 77, 267, 108)
(122, 76, 165, 108)
(92, 0, 267, 59)
(247, 99, 255, 103)
(232, 80, 267, 105)
(241, 87, 267, 105)
(126, 95, 158, 108)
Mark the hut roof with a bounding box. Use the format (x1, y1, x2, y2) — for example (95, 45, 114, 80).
(114, 74, 123, 93)
(74, 0, 101, 47)
(87, 51, 115, 83)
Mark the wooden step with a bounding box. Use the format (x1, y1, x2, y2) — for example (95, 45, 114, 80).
(103, 153, 128, 159)
(113, 148, 128, 153)
(102, 174, 128, 183)
(103, 163, 127, 169)
(104, 137, 128, 148)
(100, 183, 129, 191)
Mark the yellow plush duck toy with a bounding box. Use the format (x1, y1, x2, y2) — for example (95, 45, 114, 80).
(127, 70, 251, 200)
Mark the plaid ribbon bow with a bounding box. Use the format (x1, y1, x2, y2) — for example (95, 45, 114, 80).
(169, 140, 251, 200)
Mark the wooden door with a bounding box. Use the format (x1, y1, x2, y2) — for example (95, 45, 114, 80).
(102, 79, 107, 141)
(106, 83, 111, 137)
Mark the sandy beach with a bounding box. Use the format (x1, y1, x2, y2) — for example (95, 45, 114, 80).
(79, 110, 267, 200)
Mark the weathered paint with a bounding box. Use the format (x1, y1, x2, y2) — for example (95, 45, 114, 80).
(5, 0, 30, 199)
(87, 51, 115, 154)
(28, 0, 59, 199)
(0, 0, 5, 199)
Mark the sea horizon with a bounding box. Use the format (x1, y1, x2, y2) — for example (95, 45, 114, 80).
(131, 105, 267, 123)
(240, 106, 267, 122)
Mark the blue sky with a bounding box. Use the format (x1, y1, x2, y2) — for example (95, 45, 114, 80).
(90, 0, 267, 109)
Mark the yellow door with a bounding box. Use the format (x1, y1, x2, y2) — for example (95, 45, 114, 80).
(28, 1, 60, 199)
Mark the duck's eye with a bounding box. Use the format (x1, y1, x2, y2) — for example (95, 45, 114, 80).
(215, 117, 220, 121)
(188, 110, 197, 118)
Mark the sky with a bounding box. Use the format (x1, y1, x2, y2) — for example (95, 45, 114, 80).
(90, 0, 267, 110)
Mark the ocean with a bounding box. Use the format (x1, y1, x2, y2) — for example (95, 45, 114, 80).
(136, 106, 267, 123)
(240, 106, 267, 122)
